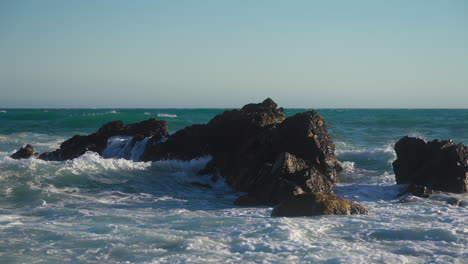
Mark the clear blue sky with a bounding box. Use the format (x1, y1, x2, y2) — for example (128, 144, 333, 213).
(0, 0, 467, 108)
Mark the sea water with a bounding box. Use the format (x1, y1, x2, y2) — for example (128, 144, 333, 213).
(0, 109, 467, 263)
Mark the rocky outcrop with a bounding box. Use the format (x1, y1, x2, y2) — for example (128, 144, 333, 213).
(140, 98, 285, 162)
(393, 136, 467, 193)
(39, 119, 168, 161)
(11, 144, 38, 159)
(142, 98, 340, 206)
(24, 98, 341, 207)
(271, 192, 369, 217)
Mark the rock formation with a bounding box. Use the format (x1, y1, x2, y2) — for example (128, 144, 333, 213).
(39, 118, 168, 161)
(25, 98, 359, 209)
(11, 144, 38, 159)
(141, 98, 340, 205)
(271, 192, 369, 217)
(393, 136, 467, 194)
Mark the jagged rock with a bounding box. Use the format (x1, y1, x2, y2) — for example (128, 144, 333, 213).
(213, 110, 338, 205)
(11, 144, 36, 159)
(142, 98, 339, 206)
(393, 136, 467, 193)
(40, 118, 168, 161)
(271, 192, 369, 217)
(141, 98, 285, 162)
(37, 98, 340, 207)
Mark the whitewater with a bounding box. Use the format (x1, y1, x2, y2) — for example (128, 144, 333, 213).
(0, 109, 467, 263)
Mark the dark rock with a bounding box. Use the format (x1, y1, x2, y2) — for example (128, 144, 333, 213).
(234, 194, 264, 206)
(11, 144, 36, 159)
(190, 182, 213, 189)
(141, 98, 285, 162)
(271, 193, 369, 217)
(214, 110, 338, 205)
(141, 124, 210, 161)
(396, 184, 433, 198)
(40, 118, 168, 161)
(447, 198, 463, 206)
(141, 98, 339, 206)
(393, 136, 468, 193)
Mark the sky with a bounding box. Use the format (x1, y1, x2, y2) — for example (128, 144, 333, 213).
(0, 0, 467, 108)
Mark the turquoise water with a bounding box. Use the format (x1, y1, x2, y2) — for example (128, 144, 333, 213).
(0, 109, 467, 263)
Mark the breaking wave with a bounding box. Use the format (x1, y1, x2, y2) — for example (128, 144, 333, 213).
(157, 113, 178, 118)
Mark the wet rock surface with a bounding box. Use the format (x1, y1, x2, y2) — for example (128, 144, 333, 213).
(26, 98, 342, 207)
(393, 136, 468, 193)
(141, 98, 339, 205)
(39, 119, 168, 161)
(271, 192, 369, 217)
(11, 144, 37, 159)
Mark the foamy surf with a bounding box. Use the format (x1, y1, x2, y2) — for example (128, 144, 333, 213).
(0, 109, 467, 264)
(157, 113, 177, 118)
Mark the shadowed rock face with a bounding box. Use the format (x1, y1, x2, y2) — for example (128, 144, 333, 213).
(39, 119, 168, 161)
(11, 144, 37, 159)
(142, 98, 340, 205)
(271, 193, 369, 217)
(393, 136, 468, 193)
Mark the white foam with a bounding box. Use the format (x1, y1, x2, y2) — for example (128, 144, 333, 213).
(62, 151, 151, 174)
(102, 136, 134, 159)
(102, 136, 151, 161)
(144, 112, 151, 116)
(157, 113, 177, 118)
(0, 110, 6, 113)
(129, 137, 150, 161)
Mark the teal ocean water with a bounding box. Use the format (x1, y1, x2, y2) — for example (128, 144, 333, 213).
(0, 109, 467, 263)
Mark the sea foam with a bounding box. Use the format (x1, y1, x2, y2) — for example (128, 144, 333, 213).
(157, 113, 177, 118)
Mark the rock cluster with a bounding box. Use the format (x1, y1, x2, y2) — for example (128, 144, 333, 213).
(393, 136, 467, 194)
(12, 98, 367, 215)
(141, 98, 340, 205)
(39, 119, 168, 161)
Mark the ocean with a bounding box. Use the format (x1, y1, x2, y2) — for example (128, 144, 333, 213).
(0, 108, 467, 263)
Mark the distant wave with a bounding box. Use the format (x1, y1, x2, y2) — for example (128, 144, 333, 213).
(144, 112, 151, 116)
(0, 110, 6, 113)
(157, 113, 177, 118)
(108, 110, 119, 114)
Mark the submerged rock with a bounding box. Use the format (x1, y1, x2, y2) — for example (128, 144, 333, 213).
(11, 144, 37, 159)
(39, 118, 168, 161)
(447, 198, 463, 206)
(392, 136, 468, 193)
(271, 193, 369, 217)
(396, 184, 433, 198)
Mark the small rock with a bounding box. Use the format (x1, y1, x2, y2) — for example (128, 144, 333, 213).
(447, 198, 463, 206)
(271, 192, 369, 217)
(11, 144, 36, 159)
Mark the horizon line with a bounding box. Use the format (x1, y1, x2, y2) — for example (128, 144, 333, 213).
(1, 107, 467, 110)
